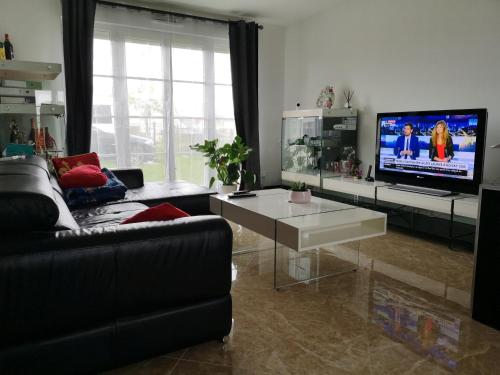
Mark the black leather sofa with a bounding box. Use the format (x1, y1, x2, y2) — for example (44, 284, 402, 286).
(0, 156, 232, 374)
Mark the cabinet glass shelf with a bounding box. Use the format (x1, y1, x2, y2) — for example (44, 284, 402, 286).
(281, 108, 358, 189)
(0, 60, 63, 157)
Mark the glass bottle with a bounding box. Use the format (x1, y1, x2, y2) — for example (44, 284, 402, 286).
(0, 41, 5, 60)
(28, 119, 36, 144)
(4, 34, 14, 60)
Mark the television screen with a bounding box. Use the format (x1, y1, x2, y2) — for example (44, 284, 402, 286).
(376, 109, 487, 194)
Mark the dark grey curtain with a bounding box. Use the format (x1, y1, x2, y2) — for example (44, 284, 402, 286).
(61, 0, 96, 155)
(229, 21, 261, 189)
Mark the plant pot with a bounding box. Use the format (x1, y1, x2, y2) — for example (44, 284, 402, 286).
(220, 184, 237, 194)
(289, 189, 312, 204)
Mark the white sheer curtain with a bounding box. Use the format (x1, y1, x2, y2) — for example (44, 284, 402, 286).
(91, 4, 236, 185)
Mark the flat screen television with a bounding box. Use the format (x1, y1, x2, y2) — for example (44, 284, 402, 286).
(375, 108, 487, 195)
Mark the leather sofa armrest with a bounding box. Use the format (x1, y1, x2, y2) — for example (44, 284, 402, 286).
(0, 216, 232, 346)
(110, 168, 144, 189)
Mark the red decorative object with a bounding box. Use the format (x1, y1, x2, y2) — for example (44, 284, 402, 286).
(59, 165, 108, 189)
(52, 152, 101, 177)
(121, 203, 190, 224)
(44, 127, 57, 149)
(35, 128, 46, 153)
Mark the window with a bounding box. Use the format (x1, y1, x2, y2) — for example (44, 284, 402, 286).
(91, 5, 235, 185)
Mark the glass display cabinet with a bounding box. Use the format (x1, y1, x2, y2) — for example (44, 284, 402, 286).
(0, 60, 64, 158)
(281, 108, 358, 189)
(281, 112, 322, 187)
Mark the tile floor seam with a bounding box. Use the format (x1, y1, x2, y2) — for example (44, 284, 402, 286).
(173, 357, 235, 368)
(166, 357, 181, 375)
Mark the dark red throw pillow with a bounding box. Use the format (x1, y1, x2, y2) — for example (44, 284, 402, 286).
(52, 152, 101, 178)
(59, 165, 108, 189)
(121, 203, 190, 224)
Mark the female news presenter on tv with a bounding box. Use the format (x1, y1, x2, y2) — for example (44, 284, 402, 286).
(429, 120, 454, 162)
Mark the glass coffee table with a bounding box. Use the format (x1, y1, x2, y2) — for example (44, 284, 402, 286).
(210, 189, 387, 289)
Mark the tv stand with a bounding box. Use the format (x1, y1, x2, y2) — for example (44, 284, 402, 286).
(387, 184, 458, 197)
(319, 176, 478, 249)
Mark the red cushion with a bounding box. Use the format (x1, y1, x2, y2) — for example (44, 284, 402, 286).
(59, 165, 108, 189)
(121, 203, 190, 224)
(52, 152, 101, 178)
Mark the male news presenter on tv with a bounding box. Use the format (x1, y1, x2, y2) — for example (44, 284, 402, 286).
(393, 123, 420, 160)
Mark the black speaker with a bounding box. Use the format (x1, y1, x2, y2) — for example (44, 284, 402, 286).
(472, 185, 500, 330)
(365, 165, 374, 182)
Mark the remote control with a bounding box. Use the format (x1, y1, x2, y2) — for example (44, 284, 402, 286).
(228, 193, 256, 199)
(232, 190, 250, 195)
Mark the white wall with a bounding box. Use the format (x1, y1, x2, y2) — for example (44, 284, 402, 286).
(0, 0, 65, 151)
(283, 0, 500, 183)
(1, 0, 286, 186)
(0, 0, 64, 93)
(259, 24, 286, 186)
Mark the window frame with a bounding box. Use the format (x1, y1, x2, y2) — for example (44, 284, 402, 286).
(91, 25, 235, 186)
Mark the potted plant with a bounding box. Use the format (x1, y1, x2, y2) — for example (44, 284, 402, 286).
(289, 181, 311, 204)
(190, 136, 256, 193)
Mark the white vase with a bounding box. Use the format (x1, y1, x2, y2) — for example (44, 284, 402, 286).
(289, 189, 312, 204)
(220, 184, 237, 194)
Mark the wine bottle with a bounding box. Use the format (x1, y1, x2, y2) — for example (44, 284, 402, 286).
(0, 41, 5, 60)
(28, 118, 36, 144)
(4, 34, 14, 60)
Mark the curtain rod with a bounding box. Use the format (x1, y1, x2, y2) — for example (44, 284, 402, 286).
(96, 0, 264, 29)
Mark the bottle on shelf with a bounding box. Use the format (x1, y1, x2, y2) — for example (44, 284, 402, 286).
(0, 40, 5, 60)
(4, 34, 14, 60)
(35, 127, 46, 153)
(28, 118, 36, 145)
(44, 127, 56, 149)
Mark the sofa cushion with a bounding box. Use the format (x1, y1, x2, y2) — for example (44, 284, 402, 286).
(0, 174, 59, 231)
(52, 152, 101, 178)
(110, 181, 216, 215)
(120, 181, 214, 203)
(71, 202, 148, 228)
(63, 169, 127, 209)
(59, 165, 108, 189)
(122, 203, 189, 224)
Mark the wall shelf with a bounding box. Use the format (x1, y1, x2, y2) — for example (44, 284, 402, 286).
(0, 103, 64, 116)
(0, 60, 61, 81)
(39, 104, 65, 116)
(0, 103, 36, 114)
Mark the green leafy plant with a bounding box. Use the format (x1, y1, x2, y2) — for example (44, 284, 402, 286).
(290, 181, 308, 192)
(190, 136, 256, 188)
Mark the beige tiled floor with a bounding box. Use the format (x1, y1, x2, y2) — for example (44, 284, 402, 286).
(105, 223, 500, 375)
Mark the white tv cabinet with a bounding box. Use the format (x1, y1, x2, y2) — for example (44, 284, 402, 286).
(320, 176, 478, 248)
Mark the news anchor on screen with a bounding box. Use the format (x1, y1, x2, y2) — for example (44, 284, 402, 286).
(394, 123, 420, 160)
(429, 120, 454, 162)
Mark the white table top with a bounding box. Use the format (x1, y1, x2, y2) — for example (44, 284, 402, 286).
(211, 188, 355, 220)
(211, 188, 387, 252)
(278, 206, 386, 229)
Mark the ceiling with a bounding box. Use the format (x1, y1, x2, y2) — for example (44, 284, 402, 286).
(136, 0, 336, 26)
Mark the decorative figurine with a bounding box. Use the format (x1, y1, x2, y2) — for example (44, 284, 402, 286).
(44, 127, 57, 149)
(316, 85, 335, 109)
(9, 120, 24, 144)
